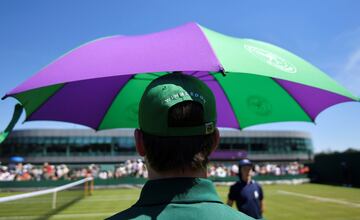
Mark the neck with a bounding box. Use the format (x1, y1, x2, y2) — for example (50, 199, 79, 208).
(148, 167, 207, 180)
(241, 176, 251, 184)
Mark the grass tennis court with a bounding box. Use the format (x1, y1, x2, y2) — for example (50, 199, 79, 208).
(1, 183, 359, 220)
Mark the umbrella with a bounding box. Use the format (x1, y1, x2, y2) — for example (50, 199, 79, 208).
(1, 22, 359, 139)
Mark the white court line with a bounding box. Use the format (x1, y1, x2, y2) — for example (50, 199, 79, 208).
(278, 190, 360, 208)
(0, 212, 115, 220)
(1, 196, 135, 205)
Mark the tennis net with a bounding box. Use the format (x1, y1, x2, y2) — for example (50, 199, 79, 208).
(0, 177, 93, 219)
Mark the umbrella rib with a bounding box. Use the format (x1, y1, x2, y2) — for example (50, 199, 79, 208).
(194, 24, 225, 73)
(197, 72, 223, 80)
(271, 78, 315, 123)
(192, 71, 210, 78)
(189, 71, 199, 76)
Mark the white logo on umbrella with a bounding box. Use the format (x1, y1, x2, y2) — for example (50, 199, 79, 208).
(244, 44, 297, 73)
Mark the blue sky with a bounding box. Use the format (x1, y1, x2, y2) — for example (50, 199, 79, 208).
(1, 0, 359, 153)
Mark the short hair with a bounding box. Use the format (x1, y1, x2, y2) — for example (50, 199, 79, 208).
(142, 101, 216, 172)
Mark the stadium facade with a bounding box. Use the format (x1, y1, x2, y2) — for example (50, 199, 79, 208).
(0, 129, 313, 164)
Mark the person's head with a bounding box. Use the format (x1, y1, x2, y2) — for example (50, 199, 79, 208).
(134, 72, 219, 177)
(238, 159, 253, 182)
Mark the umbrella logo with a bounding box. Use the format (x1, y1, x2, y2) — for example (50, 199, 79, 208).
(244, 44, 297, 73)
(247, 96, 272, 116)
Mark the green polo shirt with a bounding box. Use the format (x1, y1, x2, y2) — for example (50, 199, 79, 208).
(107, 177, 255, 220)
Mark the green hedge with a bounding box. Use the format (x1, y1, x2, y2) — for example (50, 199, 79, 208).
(311, 152, 360, 187)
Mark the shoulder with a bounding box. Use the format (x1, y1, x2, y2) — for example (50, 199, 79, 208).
(194, 202, 256, 220)
(229, 181, 242, 195)
(106, 207, 148, 220)
(105, 211, 130, 220)
(252, 180, 263, 189)
(231, 181, 243, 189)
(219, 204, 257, 220)
(107, 203, 256, 220)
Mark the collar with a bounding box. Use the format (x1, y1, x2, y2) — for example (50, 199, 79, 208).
(239, 178, 254, 185)
(133, 177, 222, 207)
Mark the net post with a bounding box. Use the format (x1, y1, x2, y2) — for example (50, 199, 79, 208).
(90, 178, 94, 196)
(52, 191, 57, 209)
(84, 180, 88, 196)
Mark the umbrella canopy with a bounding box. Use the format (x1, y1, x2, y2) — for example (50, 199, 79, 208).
(2, 22, 359, 132)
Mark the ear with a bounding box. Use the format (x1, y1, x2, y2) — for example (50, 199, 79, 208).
(210, 128, 220, 153)
(134, 129, 146, 157)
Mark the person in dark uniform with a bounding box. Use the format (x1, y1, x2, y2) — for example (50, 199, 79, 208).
(227, 159, 264, 219)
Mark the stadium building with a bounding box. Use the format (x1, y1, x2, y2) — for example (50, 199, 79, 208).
(0, 129, 313, 164)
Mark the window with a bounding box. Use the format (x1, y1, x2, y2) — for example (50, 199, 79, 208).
(251, 143, 267, 152)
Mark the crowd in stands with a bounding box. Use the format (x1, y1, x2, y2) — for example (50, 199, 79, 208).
(207, 162, 309, 178)
(0, 160, 309, 181)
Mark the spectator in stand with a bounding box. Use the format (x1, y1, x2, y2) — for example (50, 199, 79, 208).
(0, 160, 309, 181)
(42, 162, 52, 180)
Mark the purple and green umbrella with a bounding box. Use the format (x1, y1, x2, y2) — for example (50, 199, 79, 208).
(1, 23, 359, 141)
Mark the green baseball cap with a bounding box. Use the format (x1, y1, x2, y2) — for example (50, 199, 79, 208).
(139, 72, 217, 136)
